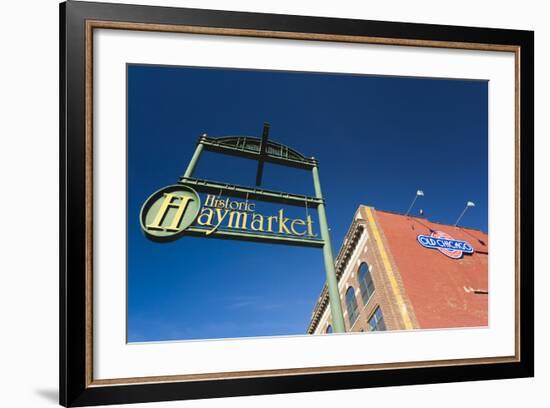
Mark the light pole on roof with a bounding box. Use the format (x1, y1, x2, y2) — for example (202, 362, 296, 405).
(405, 190, 424, 216)
(454, 201, 476, 226)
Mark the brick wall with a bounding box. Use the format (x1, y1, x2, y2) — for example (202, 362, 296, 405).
(311, 206, 488, 333)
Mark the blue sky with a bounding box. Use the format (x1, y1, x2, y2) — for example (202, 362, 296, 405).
(127, 64, 488, 342)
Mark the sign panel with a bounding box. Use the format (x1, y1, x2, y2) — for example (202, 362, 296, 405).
(141, 186, 319, 244)
(417, 231, 474, 259)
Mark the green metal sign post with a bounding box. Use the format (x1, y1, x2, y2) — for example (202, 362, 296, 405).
(141, 123, 346, 333)
(183, 141, 204, 178)
(312, 165, 346, 333)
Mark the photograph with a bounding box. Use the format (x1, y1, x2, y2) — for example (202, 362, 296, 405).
(56, 1, 534, 405)
(130, 64, 489, 342)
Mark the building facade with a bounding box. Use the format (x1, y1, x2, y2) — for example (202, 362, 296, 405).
(308, 206, 489, 334)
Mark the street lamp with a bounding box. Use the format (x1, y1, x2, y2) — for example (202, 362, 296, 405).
(405, 190, 424, 216)
(454, 201, 475, 226)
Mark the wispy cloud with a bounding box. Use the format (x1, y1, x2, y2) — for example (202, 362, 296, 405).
(224, 295, 293, 311)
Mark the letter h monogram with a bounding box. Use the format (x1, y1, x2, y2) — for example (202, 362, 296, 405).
(147, 193, 193, 232)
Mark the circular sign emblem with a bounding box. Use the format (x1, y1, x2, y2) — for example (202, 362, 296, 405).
(140, 185, 201, 241)
(431, 231, 463, 259)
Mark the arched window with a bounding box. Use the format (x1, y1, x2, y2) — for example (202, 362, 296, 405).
(326, 325, 333, 334)
(358, 262, 375, 305)
(367, 307, 386, 331)
(346, 287, 359, 326)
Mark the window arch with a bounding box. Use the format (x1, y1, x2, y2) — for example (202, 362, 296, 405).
(346, 286, 359, 326)
(358, 262, 375, 305)
(326, 325, 333, 334)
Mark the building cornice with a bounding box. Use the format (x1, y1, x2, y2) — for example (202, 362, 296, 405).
(307, 214, 367, 334)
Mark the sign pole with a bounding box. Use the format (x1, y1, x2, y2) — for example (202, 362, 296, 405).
(183, 139, 204, 178)
(312, 164, 346, 333)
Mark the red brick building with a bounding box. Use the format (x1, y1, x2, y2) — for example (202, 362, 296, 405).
(308, 206, 488, 334)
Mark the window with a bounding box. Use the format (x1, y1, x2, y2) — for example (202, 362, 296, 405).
(345, 287, 359, 326)
(326, 325, 333, 334)
(367, 307, 386, 331)
(358, 262, 375, 305)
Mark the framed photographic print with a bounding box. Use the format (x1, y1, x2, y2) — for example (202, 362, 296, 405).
(59, 1, 534, 406)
